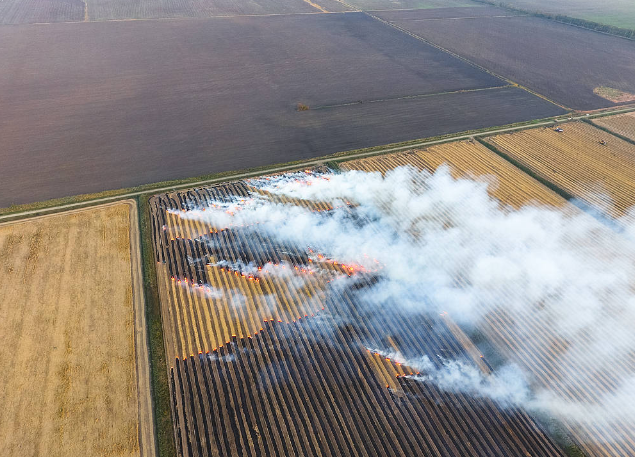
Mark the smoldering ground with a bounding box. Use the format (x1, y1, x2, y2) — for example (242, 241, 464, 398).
(173, 166, 635, 442)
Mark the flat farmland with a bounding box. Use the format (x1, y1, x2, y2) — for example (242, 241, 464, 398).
(342, 0, 480, 11)
(485, 122, 635, 218)
(376, 12, 635, 110)
(499, 0, 635, 30)
(0, 13, 565, 208)
(0, 0, 350, 24)
(85, 0, 352, 22)
(0, 0, 84, 25)
(340, 147, 635, 457)
(593, 112, 635, 142)
(340, 140, 566, 209)
(372, 5, 522, 20)
(0, 202, 154, 457)
(149, 179, 564, 457)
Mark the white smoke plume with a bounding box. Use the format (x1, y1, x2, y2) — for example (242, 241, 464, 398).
(175, 166, 635, 441)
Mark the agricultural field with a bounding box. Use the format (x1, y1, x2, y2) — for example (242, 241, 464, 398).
(0, 0, 84, 25)
(0, 13, 565, 208)
(498, 0, 635, 30)
(373, 5, 522, 20)
(342, 0, 480, 11)
(148, 167, 571, 457)
(484, 121, 635, 218)
(341, 144, 635, 457)
(0, 202, 154, 457)
(593, 112, 635, 142)
(0, 0, 350, 24)
(85, 0, 352, 22)
(376, 11, 635, 110)
(340, 140, 566, 209)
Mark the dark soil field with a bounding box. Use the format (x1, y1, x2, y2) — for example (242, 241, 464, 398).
(0, 0, 84, 24)
(377, 12, 635, 110)
(0, 13, 564, 208)
(0, 0, 350, 24)
(373, 5, 520, 20)
(86, 0, 351, 22)
(344, 0, 480, 11)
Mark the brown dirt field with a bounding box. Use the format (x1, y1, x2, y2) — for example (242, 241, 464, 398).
(0, 201, 155, 457)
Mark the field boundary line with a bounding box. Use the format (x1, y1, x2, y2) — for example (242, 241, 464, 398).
(365, 11, 570, 111)
(312, 84, 513, 110)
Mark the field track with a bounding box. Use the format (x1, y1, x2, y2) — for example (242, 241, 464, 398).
(341, 146, 635, 457)
(485, 122, 635, 218)
(150, 177, 564, 457)
(0, 201, 155, 457)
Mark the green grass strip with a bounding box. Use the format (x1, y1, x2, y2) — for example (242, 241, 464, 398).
(137, 194, 177, 457)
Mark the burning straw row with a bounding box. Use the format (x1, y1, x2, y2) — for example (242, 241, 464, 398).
(149, 169, 563, 457)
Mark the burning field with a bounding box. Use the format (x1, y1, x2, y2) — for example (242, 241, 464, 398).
(0, 202, 154, 457)
(150, 138, 635, 456)
(148, 138, 635, 456)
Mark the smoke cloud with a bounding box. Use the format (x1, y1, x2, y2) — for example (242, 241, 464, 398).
(174, 166, 635, 442)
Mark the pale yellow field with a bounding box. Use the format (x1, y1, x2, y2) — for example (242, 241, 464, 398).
(341, 139, 566, 209)
(0, 202, 154, 457)
(486, 122, 635, 218)
(593, 112, 635, 143)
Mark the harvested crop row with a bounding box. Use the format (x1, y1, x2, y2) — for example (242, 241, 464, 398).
(484, 122, 635, 218)
(593, 112, 635, 143)
(341, 140, 566, 209)
(150, 175, 563, 457)
(340, 144, 635, 457)
(0, 202, 153, 457)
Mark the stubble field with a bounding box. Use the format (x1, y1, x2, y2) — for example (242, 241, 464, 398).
(593, 112, 635, 142)
(342, 143, 635, 457)
(0, 202, 154, 457)
(484, 122, 635, 218)
(148, 155, 568, 456)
